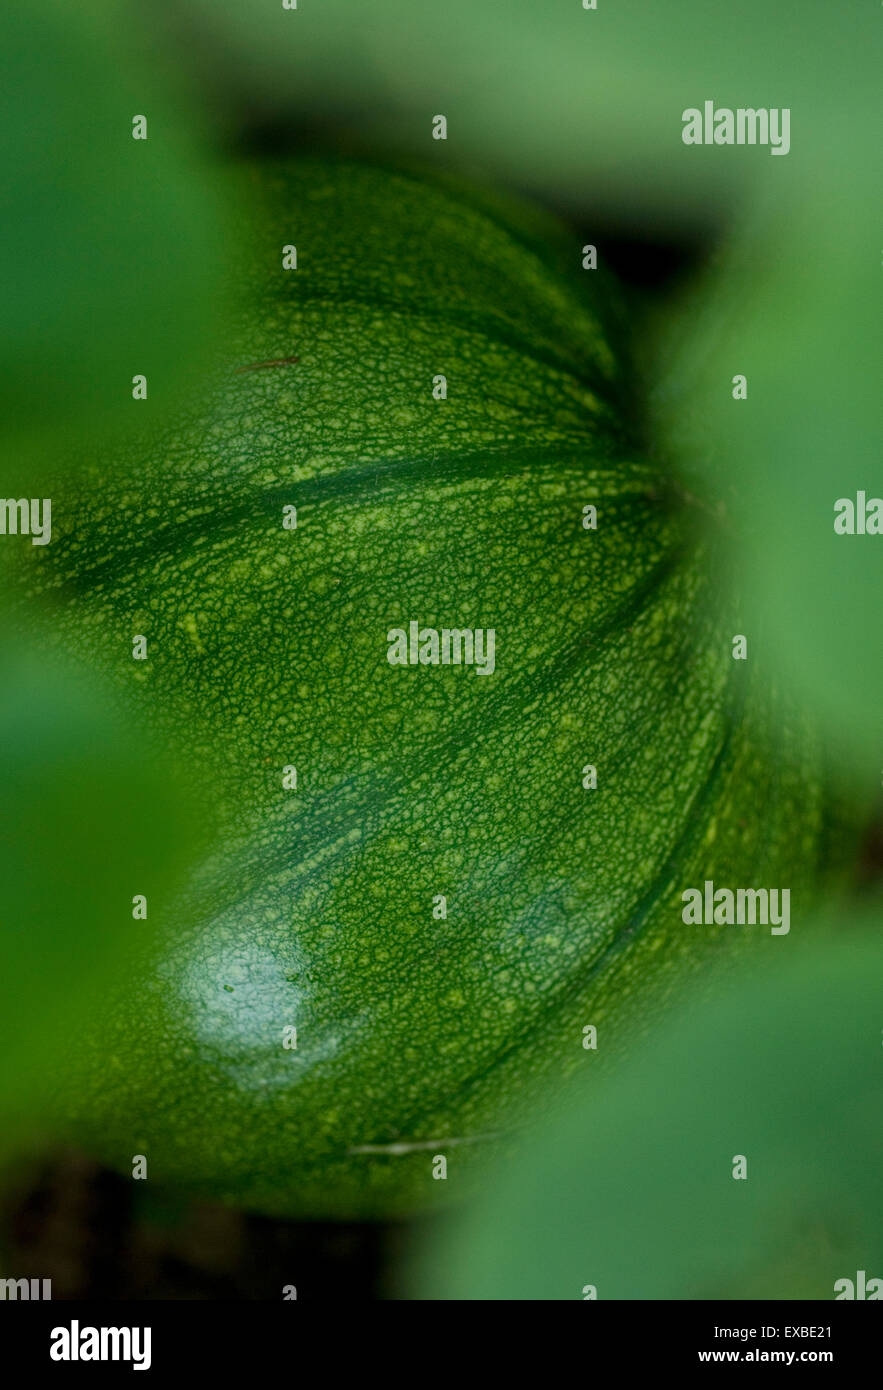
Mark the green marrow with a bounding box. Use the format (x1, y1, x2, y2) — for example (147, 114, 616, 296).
(19, 160, 846, 1217)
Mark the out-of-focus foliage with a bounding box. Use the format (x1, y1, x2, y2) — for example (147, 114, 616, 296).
(0, 628, 203, 1156)
(415, 918, 883, 1299)
(0, 0, 227, 1156)
(165, 0, 877, 227)
(0, 0, 229, 479)
(657, 172, 883, 764)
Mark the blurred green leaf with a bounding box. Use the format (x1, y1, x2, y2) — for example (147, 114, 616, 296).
(0, 0, 230, 477)
(655, 163, 882, 763)
(416, 914, 883, 1299)
(0, 628, 203, 1154)
(166, 0, 878, 228)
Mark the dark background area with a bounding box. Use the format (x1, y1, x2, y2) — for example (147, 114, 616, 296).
(2, 1149, 421, 1300)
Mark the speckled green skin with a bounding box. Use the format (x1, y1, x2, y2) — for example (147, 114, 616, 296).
(24, 161, 838, 1217)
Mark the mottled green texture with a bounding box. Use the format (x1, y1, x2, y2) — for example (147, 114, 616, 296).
(22, 161, 840, 1217)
